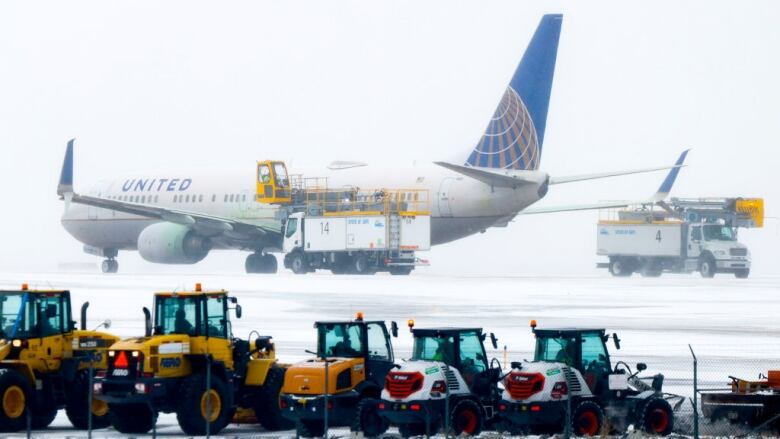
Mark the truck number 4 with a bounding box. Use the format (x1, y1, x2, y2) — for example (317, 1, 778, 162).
(320, 222, 330, 234)
(655, 230, 662, 242)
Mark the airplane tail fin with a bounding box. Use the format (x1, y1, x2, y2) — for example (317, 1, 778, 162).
(57, 139, 75, 197)
(465, 14, 562, 170)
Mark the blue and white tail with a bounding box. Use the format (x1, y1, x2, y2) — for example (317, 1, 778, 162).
(465, 14, 562, 170)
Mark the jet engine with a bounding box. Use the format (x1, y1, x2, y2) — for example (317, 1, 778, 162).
(137, 222, 211, 264)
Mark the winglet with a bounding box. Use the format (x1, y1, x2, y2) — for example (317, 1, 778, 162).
(650, 149, 690, 202)
(57, 139, 75, 197)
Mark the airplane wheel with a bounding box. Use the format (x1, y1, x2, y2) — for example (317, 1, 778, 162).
(101, 259, 118, 274)
(262, 254, 278, 273)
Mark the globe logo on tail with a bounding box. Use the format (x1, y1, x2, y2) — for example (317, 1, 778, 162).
(466, 86, 540, 171)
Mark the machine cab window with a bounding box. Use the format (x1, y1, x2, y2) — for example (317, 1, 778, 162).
(412, 334, 455, 366)
(459, 330, 488, 384)
(157, 296, 198, 336)
(367, 322, 391, 361)
(273, 162, 289, 187)
(703, 224, 736, 241)
(319, 323, 364, 358)
(204, 295, 227, 338)
(38, 294, 65, 337)
(580, 332, 611, 389)
(0, 293, 36, 338)
(258, 164, 272, 184)
(535, 335, 578, 366)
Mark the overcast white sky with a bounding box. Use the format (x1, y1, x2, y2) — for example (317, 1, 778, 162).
(0, 1, 777, 275)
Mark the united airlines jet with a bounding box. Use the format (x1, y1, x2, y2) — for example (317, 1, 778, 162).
(57, 15, 687, 274)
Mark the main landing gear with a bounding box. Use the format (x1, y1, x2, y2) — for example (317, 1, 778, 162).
(101, 258, 118, 274)
(245, 252, 277, 274)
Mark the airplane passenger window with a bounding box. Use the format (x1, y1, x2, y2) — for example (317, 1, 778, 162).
(242, 194, 246, 202)
(141, 195, 146, 203)
(224, 194, 228, 202)
(229, 194, 234, 202)
(212, 195, 216, 202)
(199, 195, 203, 203)
(155, 195, 159, 203)
(173, 195, 178, 203)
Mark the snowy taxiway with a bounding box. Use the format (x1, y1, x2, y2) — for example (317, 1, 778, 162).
(0, 271, 777, 437)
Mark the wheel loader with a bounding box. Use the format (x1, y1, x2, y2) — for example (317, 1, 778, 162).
(279, 313, 399, 438)
(0, 285, 118, 432)
(93, 284, 292, 435)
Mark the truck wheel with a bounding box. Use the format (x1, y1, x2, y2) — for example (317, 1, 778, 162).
(609, 259, 632, 277)
(66, 369, 111, 429)
(351, 398, 388, 437)
(177, 373, 232, 435)
(289, 252, 308, 275)
(640, 397, 674, 436)
(735, 269, 750, 279)
(450, 399, 483, 436)
(253, 366, 294, 431)
(572, 400, 604, 436)
(0, 369, 31, 432)
(298, 419, 325, 438)
(389, 266, 413, 275)
(699, 256, 716, 278)
(352, 254, 374, 275)
(109, 403, 157, 434)
(399, 422, 427, 438)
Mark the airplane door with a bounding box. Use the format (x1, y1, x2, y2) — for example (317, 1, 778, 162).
(438, 178, 455, 217)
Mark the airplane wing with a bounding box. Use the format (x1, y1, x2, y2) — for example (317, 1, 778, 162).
(57, 140, 280, 243)
(519, 149, 690, 215)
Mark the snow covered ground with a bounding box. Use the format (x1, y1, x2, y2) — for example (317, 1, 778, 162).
(0, 271, 778, 437)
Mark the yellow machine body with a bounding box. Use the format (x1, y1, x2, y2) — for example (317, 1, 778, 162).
(282, 357, 365, 395)
(256, 160, 292, 204)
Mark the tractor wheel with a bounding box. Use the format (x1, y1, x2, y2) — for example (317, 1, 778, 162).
(572, 400, 605, 436)
(351, 398, 388, 437)
(640, 397, 674, 436)
(65, 369, 111, 429)
(177, 373, 232, 435)
(389, 266, 413, 276)
(289, 252, 308, 275)
(0, 369, 31, 432)
(699, 256, 716, 278)
(109, 403, 157, 434)
(450, 399, 483, 436)
(253, 366, 294, 431)
(735, 269, 750, 279)
(398, 422, 427, 438)
(31, 406, 58, 429)
(297, 419, 325, 438)
(609, 258, 632, 277)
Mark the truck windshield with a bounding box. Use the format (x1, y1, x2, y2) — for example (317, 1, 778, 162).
(412, 334, 455, 365)
(285, 218, 298, 238)
(0, 293, 37, 339)
(318, 323, 364, 358)
(156, 296, 199, 336)
(703, 225, 736, 241)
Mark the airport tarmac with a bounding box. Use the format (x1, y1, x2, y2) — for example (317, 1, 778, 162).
(0, 271, 777, 437)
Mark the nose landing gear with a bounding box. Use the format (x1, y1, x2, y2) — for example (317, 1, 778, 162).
(101, 258, 118, 274)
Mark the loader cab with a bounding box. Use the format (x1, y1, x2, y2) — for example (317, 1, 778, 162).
(256, 160, 291, 204)
(0, 288, 72, 343)
(315, 315, 396, 385)
(153, 290, 236, 339)
(533, 328, 614, 395)
(411, 327, 496, 393)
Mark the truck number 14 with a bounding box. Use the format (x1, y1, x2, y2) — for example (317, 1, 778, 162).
(320, 222, 330, 234)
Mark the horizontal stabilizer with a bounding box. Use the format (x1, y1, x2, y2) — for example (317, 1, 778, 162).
(550, 164, 685, 185)
(434, 162, 545, 189)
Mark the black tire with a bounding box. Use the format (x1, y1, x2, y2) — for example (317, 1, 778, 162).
(699, 256, 716, 278)
(609, 258, 632, 277)
(254, 366, 294, 431)
(398, 422, 427, 438)
(245, 253, 259, 273)
(389, 266, 413, 276)
(109, 403, 157, 434)
(640, 397, 674, 436)
(735, 269, 750, 279)
(31, 406, 57, 429)
(290, 252, 308, 275)
(450, 399, 483, 436)
(352, 253, 374, 275)
(351, 398, 388, 437)
(101, 260, 117, 274)
(176, 373, 232, 435)
(260, 254, 278, 273)
(572, 400, 604, 436)
(298, 419, 325, 438)
(65, 369, 111, 429)
(0, 369, 32, 432)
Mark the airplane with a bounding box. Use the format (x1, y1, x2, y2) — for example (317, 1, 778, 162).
(57, 14, 688, 274)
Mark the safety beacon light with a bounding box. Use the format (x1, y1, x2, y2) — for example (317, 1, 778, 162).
(195, 283, 202, 292)
(21, 283, 28, 291)
(407, 319, 415, 331)
(530, 319, 537, 329)
(355, 312, 364, 321)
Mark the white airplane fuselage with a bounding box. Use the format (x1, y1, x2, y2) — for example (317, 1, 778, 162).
(61, 164, 547, 253)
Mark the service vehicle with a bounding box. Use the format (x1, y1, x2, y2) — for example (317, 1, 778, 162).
(93, 284, 291, 435)
(0, 285, 118, 432)
(597, 197, 763, 278)
(378, 322, 502, 437)
(282, 188, 431, 275)
(701, 370, 780, 431)
(498, 321, 682, 436)
(280, 313, 398, 437)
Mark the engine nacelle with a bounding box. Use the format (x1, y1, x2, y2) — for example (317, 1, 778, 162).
(137, 223, 211, 264)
